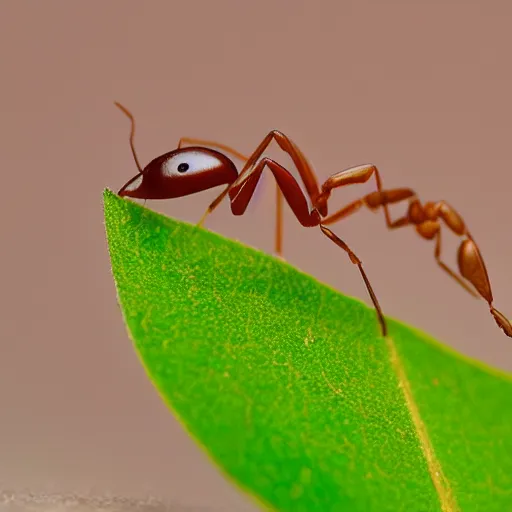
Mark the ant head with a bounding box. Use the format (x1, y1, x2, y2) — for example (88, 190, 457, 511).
(118, 147, 239, 200)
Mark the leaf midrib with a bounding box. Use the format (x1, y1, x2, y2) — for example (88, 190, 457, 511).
(387, 335, 459, 512)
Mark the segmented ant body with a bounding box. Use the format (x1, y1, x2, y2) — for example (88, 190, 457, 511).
(115, 102, 512, 339)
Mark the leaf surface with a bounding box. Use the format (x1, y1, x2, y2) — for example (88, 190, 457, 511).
(103, 189, 512, 512)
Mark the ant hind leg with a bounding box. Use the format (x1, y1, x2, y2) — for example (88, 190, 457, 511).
(457, 235, 512, 337)
(434, 230, 480, 298)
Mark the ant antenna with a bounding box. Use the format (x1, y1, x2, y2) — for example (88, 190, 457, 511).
(114, 101, 143, 174)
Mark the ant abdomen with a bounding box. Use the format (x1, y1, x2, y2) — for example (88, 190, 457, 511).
(457, 238, 493, 303)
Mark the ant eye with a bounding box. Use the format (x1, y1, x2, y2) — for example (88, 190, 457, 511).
(177, 163, 189, 173)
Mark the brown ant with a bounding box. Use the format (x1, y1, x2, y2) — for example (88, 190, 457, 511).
(114, 101, 512, 340)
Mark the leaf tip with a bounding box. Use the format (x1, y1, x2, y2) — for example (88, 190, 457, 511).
(103, 187, 117, 205)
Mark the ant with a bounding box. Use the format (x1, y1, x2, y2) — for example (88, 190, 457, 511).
(114, 102, 512, 340)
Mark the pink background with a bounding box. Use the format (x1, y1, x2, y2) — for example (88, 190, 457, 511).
(1, 0, 511, 509)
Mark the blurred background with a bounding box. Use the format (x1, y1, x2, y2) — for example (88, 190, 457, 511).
(1, 0, 511, 510)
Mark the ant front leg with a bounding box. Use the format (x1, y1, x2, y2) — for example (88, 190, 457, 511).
(228, 157, 319, 227)
(198, 130, 323, 257)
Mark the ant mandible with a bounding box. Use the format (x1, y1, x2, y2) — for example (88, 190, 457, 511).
(114, 102, 512, 340)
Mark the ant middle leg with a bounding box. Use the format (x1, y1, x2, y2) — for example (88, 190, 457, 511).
(320, 224, 387, 337)
(226, 156, 387, 335)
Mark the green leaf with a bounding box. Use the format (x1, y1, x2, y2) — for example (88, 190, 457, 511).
(103, 188, 512, 512)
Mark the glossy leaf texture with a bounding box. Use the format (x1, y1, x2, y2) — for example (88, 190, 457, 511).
(103, 189, 512, 512)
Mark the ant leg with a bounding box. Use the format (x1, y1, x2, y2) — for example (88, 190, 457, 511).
(432, 200, 494, 302)
(433, 200, 512, 337)
(177, 138, 272, 244)
(231, 130, 321, 199)
(317, 164, 415, 228)
(228, 157, 320, 227)
(427, 200, 512, 337)
(177, 137, 249, 163)
(114, 102, 143, 174)
(322, 189, 477, 297)
(275, 186, 284, 257)
(228, 157, 387, 335)
(320, 225, 387, 337)
(459, 235, 512, 337)
(198, 130, 323, 256)
(415, 217, 479, 298)
(322, 195, 411, 228)
(433, 229, 479, 298)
